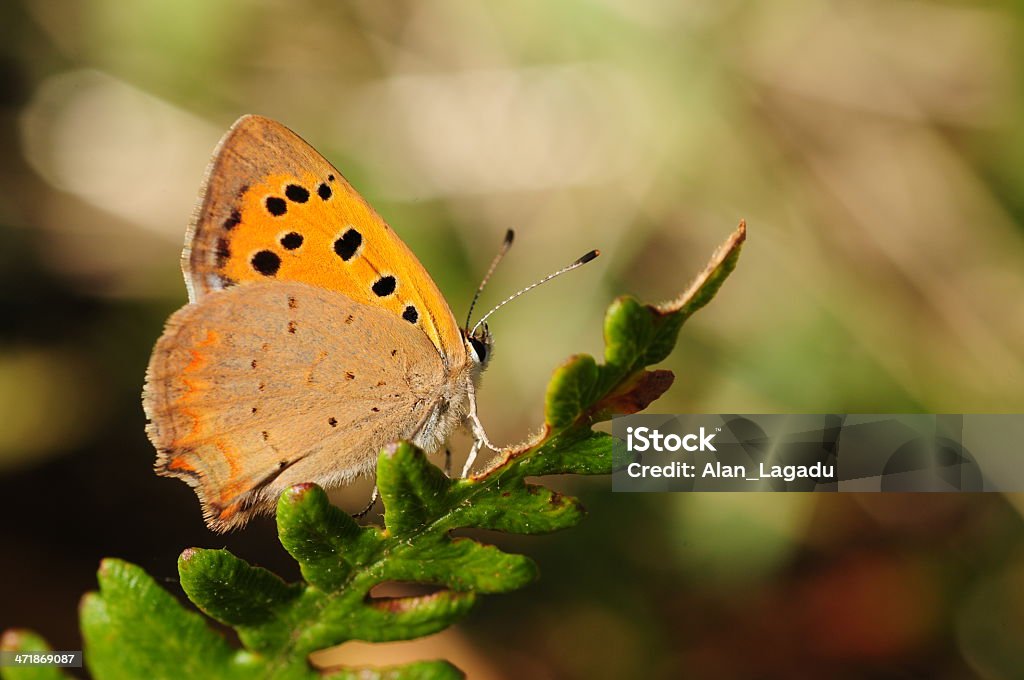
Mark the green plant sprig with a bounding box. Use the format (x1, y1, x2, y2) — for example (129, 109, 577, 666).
(1, 222, 745, 680)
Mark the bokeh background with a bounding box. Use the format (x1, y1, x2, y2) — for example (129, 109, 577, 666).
(3, 1, 1024, 677)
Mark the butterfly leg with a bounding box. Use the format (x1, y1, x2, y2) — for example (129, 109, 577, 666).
(462, 380, 501, 477)
(462, 438, 483, 478)
(352, 485, 379, 518)
(444, 448, 452, 477)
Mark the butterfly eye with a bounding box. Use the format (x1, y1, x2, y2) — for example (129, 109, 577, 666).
(469, 335, 488, 363)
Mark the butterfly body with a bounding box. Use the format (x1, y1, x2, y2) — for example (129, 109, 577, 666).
(144, 116, 490, 532)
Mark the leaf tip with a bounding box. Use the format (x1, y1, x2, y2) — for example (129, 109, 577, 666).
(77, 591, 100, 618)
(654, 219, 746, 316)
(0, 629, 30, 651)
(283, 482, 318, 502)
(97, 557, 124, 579)
(178, 548, 218, 578)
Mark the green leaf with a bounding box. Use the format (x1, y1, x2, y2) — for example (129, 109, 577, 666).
(378, 442, 454, 534)
(544, 354, 599, 428)
(9, 222, 745, 679)
(179, 548, 302, 628)
(80, 559, 259, 680)
(603, 296, 656, 376)
(277, 483, 379, 591)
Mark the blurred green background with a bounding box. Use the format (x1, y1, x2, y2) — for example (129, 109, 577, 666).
(2, 1, 1024, 677)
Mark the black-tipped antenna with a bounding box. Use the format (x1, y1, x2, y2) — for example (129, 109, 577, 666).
(470, 249, 600, 336)
(464, 229, 515, 330)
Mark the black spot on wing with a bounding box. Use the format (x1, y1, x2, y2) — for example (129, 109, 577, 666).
(266, 197, 287, 216)
(252, 250, 281, 276)
(372, 275, 396, 297)
(285, 184, 309, 203)
(334, 228, 362, 261)
(281, 232, 303, 250)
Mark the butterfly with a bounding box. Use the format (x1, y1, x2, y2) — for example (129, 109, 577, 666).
(143, 115, 596, 532)
(142, 114, 505, 532)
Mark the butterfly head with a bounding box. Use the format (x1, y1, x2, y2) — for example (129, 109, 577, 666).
(464, 323, 493, 368)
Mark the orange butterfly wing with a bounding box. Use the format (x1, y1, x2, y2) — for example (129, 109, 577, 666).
(183, 115, 465, 367)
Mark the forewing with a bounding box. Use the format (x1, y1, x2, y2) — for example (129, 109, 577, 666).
(184, 114, 465, 366)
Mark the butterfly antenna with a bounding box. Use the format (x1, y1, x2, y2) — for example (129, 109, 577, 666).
(464, 229, 515, 331)
(470, 249, 600, 336)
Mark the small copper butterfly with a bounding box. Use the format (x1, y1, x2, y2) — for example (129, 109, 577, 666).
(143, 115, 597, 532)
